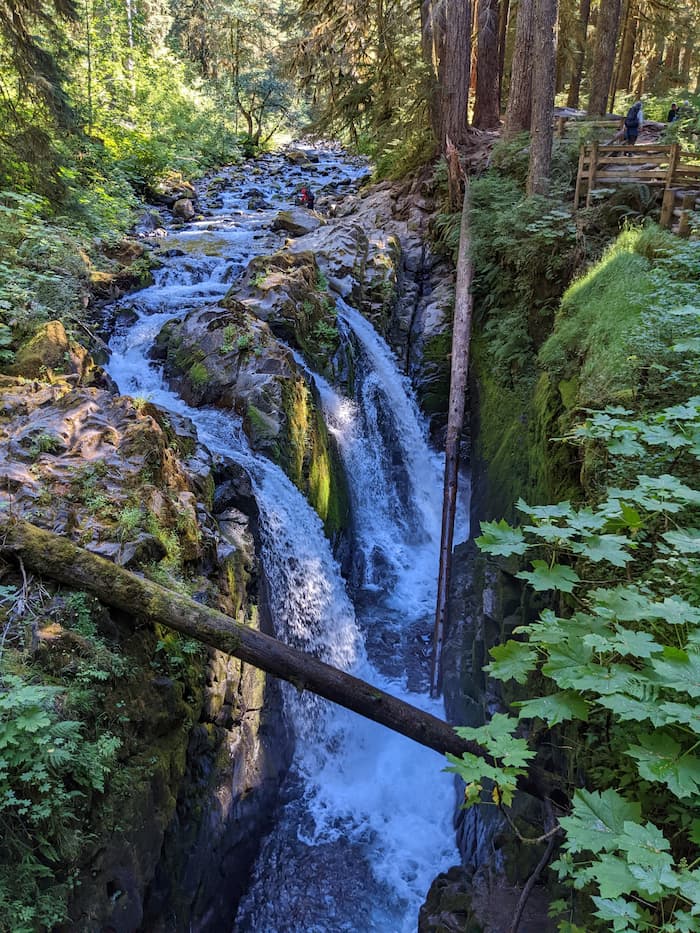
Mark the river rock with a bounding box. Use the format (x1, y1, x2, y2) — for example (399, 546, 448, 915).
(7, 320, 91, 381)
(173, 197, 196, 221)
(271, 207, 324, 237)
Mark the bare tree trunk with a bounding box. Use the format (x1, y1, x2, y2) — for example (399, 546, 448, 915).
(439, 0, 472, 145)
(421, 0, 448, 144)
(504, 0, 534, 136)
(430, 177, 473, 697)
(587, 0, 622, 115)
(680, 34, 694, 87)
(527, 0, 558, 195)
(616, 0, 637, 92)
(666, 37, 680, 84)
(497, 0, 510, 105)
(474, 0, 501, 127)
(566, 0, 591, 107)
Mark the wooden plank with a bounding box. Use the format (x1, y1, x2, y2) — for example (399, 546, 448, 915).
(574, 144, 586, 206)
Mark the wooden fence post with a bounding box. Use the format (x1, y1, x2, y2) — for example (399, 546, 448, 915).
(678, 192, 696, 238)
(585, 141, 599, 208)
(660, 188, 676, 229)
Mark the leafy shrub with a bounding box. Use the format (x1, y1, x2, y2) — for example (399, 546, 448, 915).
(0, 676, 119, 931)
(454, 397, 700, 933)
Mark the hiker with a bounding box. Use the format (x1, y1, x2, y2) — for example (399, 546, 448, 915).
(299, 185, 315, 209)
(668, 103, 680, 122)
(623, 101, 644, 145)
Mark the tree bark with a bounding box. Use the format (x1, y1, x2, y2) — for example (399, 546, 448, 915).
(474, 0, 501, 127)
(680, 34, 693, 87)
(504, 0, 534, 136)
(430, 178, 473, 697)
(1, 519, 471, 761)
(566, 0, 591, 108)
(497, 0, 510, 106)
(615, 0, 637, 92)
(527, 0, 558, 196)
(587, 0, 622, 115)
(439, 0, 472, 145)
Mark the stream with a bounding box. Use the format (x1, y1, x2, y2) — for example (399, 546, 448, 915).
(105, 145, 464, 932)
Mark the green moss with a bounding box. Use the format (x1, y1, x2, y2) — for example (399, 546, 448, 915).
(277, 378, 349, 537)
(539, 241, 653, 407)
(188, 361, 209, 387)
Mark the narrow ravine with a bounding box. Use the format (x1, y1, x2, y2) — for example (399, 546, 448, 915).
(105, 146, 463, 932)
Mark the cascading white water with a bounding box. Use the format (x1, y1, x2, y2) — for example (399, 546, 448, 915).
(104, 146, 460, 932)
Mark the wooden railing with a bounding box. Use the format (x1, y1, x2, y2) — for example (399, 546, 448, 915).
(574, 142, 700, 234)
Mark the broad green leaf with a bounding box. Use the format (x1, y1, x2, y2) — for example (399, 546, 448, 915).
(564, 508, 608, 534)
(516, 691, 589, 725)
(572, 533, 634, 567)
(523, 522, 577, 542)
(628, 861, 680, 898)
(571, 663, 637, 696)
(515, 498, 572, 521)
(475, 519, 528, 556)
(598, 693, 666, 726)
(517, 560, 580, 593)
(455, 714, 536, 768)
(627, 731, 700, 798)
(659, 701, 700, 734)
(591, 896, 641, 923)
(559, 787, 641, 855)
(617, 820, 672, 868)
(542, 640, 595, 689)
(640, 423, 690, 449)
(609, 627, 662, 659)
(651, 649, 700, 697)
(662, 528, 700, 554)
(607, 434, 645, 457)
(589, 855, 638, 899)
(485, 641, 537, 684)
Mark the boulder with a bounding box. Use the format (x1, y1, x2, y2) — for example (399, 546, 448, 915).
(271, 208, 324, 237)
(173, 198, 196, 221)
(8, 320, 90, 381)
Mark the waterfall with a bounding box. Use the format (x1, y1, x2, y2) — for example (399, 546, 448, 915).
(104, 146, 460, 932)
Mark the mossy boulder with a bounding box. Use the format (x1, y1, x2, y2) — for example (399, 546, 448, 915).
(7, 320, 91, 380)
(223, 248, 340, 377)
(153, 302, 350, 538)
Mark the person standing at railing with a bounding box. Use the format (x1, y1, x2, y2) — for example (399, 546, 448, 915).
(623, 101, 644, 145)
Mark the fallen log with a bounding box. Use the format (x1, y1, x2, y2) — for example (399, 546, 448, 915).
(0, 519, 477, 761)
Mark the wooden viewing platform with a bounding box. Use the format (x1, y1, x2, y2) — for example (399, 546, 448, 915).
(574, 142, 700, 235)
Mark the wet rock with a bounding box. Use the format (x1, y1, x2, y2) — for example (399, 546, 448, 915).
(173, 197, 196, 221)
(271, 207, 324, 237)
(419, 866, 483, 933)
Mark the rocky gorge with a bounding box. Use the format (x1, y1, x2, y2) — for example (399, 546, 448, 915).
(1, 144, 500, 931)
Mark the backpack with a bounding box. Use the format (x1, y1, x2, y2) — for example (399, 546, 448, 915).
(624, 105, 640, 128)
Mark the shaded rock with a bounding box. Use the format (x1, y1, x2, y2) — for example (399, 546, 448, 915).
(173, 197, 196, 221)
(419, 866, 483, 933)
(271, 208, 324, 237)
(149, 172, 196, 207)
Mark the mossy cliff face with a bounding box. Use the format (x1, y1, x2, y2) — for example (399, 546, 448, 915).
(0, 349, 291, 930)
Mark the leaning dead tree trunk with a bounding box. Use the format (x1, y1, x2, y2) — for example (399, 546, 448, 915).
(430, 175, 473, 699)
(1, 519, 475, 761)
